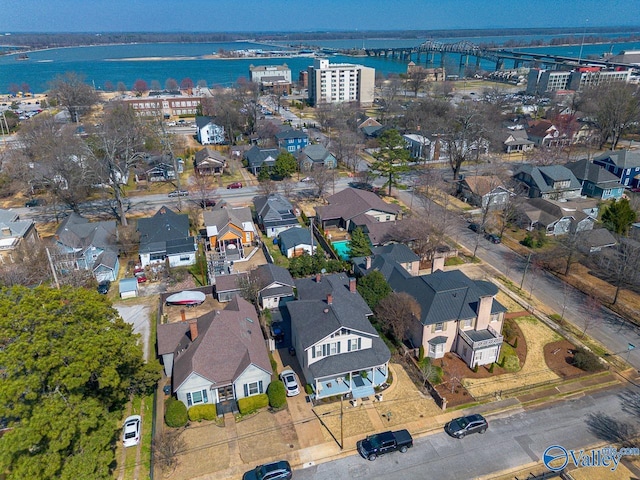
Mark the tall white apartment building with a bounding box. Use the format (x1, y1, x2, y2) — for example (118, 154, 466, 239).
(527, 67, 632, 95)
(307, 58, 375, 106)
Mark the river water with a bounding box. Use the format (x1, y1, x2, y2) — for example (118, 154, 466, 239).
(1, 36, 639, 94)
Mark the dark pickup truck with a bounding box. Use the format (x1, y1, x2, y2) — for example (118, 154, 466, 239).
(356, 429, 413, 461)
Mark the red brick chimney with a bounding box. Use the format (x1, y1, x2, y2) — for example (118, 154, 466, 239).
(180, 309, 186, 322)
(316, 273, 321, 283)
(349, 277, 356, 293)
(189, 319, 198, 341)
(326, 293, 333, 305)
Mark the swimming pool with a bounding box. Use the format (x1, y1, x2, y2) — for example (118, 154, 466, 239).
(332, 240, 351, 260)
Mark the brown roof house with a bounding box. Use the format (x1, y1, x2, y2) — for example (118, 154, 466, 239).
(457, 175, 513, 209)
(157, 296, 271, 410)
(194, 147, 227, 176)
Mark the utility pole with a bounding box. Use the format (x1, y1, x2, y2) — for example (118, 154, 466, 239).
(520, 252, 532, 290)
(340, 395, 344, 450)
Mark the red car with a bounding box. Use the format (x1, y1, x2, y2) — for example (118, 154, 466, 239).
(227, 182, 243, 189)
(136, 275, 147, 283)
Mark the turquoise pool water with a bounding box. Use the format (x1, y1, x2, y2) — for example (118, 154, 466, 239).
(332, 240, 351, 260)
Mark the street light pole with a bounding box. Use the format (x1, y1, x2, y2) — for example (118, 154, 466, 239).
(520, 252, 532, 289)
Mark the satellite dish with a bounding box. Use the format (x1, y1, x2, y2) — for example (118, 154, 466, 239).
(321, 268, 327, 274)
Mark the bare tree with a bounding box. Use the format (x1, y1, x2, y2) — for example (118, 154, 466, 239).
(308, 167, 334, 200)
(377, 74, 404, 123)
(405, 66, 430, 98)
(418, 358, 441, 386)
(89, 102, 149, 226)
(49, 72, 99, 123)
(582, 82, 640, 149)
(189, 172, 219, 209)
(581, 295, 602, 338)
(116, 224, 140, 257)
(279, 178, 297, 200)
(154, 429, 186, 474)
(257, 179, 279, 196)
(374, 292, 421, 342)
(596, 237, 640, 305)
(165, 78, 179, 91)
(442, 102, 486, 180)
(586, 411, 637, 448)
(0, 241, 50, 287)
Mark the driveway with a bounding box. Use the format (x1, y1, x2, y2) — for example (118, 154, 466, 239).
(115, 304, 151, 361)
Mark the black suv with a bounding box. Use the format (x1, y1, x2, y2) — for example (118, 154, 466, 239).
(242, 460, 292, 480)
(445, 413, 488, 438)
(25, 199, 43, 207)
(468, 223, 484, 233)
(484, 233, 501, 244)
(97, 281, 111, 295)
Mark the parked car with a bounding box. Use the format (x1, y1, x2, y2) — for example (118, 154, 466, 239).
(168, 190, 189, 197)
(300, 176, 312, 182)
(198, 198, 216, 208)
(122, 415, 141, 447)
(445, 413, 488, 438)
(279, 369, 300, 397)
(97, 280, 111, 295)
(484, 233, 501, 244)
(357, 429, 413, 461)
(468, 223, 484, 233)
(24, 198, 43, 207)
(242, 460, 292, 480)
(136, 275, 148, 283)
(227, 182, 243, 189)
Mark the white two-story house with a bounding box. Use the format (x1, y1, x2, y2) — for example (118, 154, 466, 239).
(287, 273, 391, 401)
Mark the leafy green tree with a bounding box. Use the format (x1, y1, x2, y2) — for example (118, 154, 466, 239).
(0, 286, 160, 480)
(257, 168, 271, 182)
(601, 198, 637, 236)
(357, 270, 392, 310)
(349, 227, 371, 257)
(370, 129, 411, 196)
(273, 152, 298, 178)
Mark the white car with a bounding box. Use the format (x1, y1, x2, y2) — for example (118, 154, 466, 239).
(279, 369, 300, 397)
(122, 415, 141, 447)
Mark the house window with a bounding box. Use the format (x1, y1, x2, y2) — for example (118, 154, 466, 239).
(428, 343, 444, 356)
(386, 215, 390, 221)
(244, 381, 263, 397)
(435, 322, 444, 332)
(461, 318, 473, 329)
(186, 389, 209, 406)
(179, 256, 190, 261)
(348, 338, 361, 351)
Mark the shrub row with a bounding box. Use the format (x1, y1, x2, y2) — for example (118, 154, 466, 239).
(188, 404, 217, 422)
(237, 393, 269, 415)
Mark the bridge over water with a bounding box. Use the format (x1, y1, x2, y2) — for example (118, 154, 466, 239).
(355, 40, 635, 77)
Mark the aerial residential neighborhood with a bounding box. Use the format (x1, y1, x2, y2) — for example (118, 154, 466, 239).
(1, 10, 640, 480)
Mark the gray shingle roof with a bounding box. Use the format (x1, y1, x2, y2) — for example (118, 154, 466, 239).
(137, 206, 191, 255)
(252, 263, 295, 290)
(254, 194, 298, 229)
(514, 164, 582, 193)
(244, 146, 279, 170)
(389, 269, 506, 326)
(288, 273, 374, 350)
(278, 226, 311, 251)
(566, 159, 621, 186)
(594, 150, 640, 169)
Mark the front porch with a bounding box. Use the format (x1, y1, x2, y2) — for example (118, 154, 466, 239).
(314, 365, 388, 400)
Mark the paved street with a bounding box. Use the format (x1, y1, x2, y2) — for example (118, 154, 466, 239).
(396, 188, 640, 372)
(293, 386, 639, 480)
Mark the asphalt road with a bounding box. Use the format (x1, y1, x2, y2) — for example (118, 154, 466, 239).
(293, 386, 638, 480)
(396, 188, 640, 372)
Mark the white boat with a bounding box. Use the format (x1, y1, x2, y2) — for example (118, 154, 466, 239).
(165, 290, 206, 306)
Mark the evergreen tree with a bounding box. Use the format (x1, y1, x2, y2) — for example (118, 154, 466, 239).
(0, 286, 160, 480)
(370, 129, 411, 196)
(601, 198, 637, 236)
(357, 270, 392, 310)
(349, 227, 372, 257)
(273, 152, 298, 178)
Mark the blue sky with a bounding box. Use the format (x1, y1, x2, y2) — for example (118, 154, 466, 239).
(0, 0, 638, 33)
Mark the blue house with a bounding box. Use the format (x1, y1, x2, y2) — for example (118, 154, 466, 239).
(593, 150, 640, 188)
(54, 213, 120, 283)
(565, 158, 624, 200)
(275, 128, 309, 153)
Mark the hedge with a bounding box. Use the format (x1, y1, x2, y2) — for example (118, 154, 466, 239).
(165, 397, 188, 427)
(237, 393, 269, 415)
(188, 404, 217, 422)
(572, 347, 603, 372)
(267, 380, 287, 409)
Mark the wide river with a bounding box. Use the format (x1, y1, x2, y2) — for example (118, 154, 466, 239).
(1, 36, 639, 94)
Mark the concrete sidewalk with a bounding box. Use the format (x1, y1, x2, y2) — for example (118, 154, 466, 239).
(196, 361, 621, 480)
